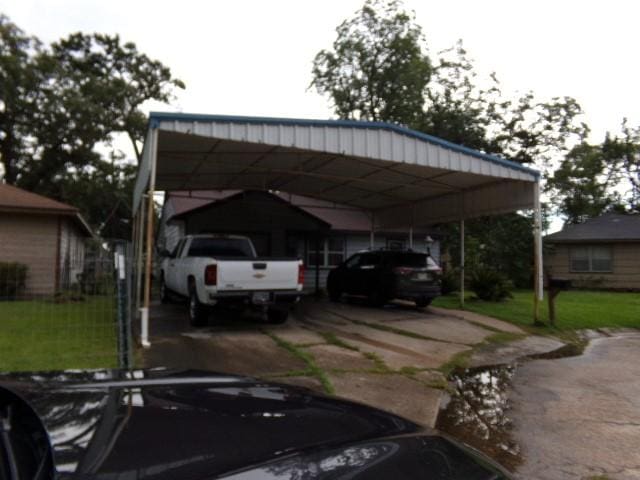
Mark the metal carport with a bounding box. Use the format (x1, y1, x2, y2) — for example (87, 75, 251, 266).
(132, 112, 543, 346)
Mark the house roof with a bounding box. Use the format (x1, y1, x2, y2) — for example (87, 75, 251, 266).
(0, 183, 78, 214)
(0, 183, 94, 237)
(545, 213, 640, 243)
(167, 189, 439, 235)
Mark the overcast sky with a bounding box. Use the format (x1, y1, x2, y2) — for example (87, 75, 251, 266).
(3, 0, 639, 145)
(2, 0, 638, 233)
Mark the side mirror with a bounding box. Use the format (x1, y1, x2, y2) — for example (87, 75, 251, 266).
(158, 248, 172, 258)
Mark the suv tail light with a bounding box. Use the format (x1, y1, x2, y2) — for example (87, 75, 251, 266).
(205, 265, 217, 285)
(393, 267, 414, 276)
(298, 263, 305, 285)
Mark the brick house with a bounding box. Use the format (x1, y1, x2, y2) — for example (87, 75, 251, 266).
(545, 213, 640, 290)
(0, 184, 94, 297)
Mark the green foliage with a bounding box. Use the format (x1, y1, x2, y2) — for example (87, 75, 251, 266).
(444, 213, 534, 288)
(439, 268, 460, 294)
(311, 0, 431, 125)
(548, 120, 640, 223)
(0, 15, 184, 239)
(469, 267, 513, 302)
(0, 262, 28, 300)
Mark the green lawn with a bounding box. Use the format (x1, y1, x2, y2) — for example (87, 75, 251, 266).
(432, 290, 640, 331)
(0, 297, 119, 372)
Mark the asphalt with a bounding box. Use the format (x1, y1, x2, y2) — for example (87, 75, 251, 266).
(510, 331, 640, 480)
(141, 297, 522, 427)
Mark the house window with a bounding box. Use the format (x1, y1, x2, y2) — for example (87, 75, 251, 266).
(570, 245, 612, 272)
(308, 236, 345, 267)
(387, 239, 406, 250)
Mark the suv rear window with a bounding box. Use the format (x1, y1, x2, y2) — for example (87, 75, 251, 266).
(188, 238, 255, 258)
(388, 253, 438, 269)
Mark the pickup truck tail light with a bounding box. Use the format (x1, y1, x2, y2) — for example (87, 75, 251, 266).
(298, 263, 305, 285)
(204, 265, 217, 286)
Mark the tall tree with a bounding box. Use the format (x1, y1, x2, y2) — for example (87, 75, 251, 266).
(0, 15, 42, 184)
(549, 122, 640, 223)
(0, 15, 184, 238)
(311, 0, 592, 286)
(548, 142, 617, 224)
(311, 0, 431, 126)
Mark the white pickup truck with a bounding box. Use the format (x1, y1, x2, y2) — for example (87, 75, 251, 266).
(159, 235, 304, 326)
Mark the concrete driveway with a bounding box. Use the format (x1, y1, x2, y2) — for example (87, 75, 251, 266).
(142, 297, 522, 427)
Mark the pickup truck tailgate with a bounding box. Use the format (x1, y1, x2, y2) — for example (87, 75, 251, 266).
(217, 260, 300, 291)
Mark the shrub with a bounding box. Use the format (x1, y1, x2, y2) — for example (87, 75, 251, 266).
(440, 268, 460, 294)
(469, 267, 513, 301)
(0, 262, 28, 300)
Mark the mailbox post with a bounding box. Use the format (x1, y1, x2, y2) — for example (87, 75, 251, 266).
(546, 277, 572, 326)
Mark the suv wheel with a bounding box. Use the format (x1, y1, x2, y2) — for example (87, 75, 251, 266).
(416, 297, 432, 308)
(188, 284, 208, 327)
(328, 284, 342, 302)
(367, 289, 387, 307)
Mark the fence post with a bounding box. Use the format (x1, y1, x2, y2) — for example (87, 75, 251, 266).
(115, 242, 133, 369)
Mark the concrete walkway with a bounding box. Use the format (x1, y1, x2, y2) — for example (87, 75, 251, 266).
(142, 298, 523, 427)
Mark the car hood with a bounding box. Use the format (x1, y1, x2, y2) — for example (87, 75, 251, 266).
(0, 369, 510, 479)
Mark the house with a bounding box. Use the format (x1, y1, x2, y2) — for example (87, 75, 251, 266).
(158, 190, 441, 291)
(544, 213, 640, 290)
(0, 183, 94, 297)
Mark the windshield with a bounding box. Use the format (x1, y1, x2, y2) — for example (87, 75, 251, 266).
(388, 252, 439, 269)
(187, 238, 255, 258)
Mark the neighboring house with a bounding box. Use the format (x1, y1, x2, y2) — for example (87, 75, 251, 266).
(0, 184, 94, 297)
(158, 190, 441, 291)
(544, 213, 640, 290)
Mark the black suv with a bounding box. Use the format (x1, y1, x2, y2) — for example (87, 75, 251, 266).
(327, 249, 442, 308)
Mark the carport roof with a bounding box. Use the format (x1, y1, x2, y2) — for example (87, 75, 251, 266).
(134, 112, 539, 227)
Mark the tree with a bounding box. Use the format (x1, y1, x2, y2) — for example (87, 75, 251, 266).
(549, 142, 618, 224)
(0, 15, 184, 238)
(549, 121, 640, 223)
(0, 15, 42, 185)
(311, 0, 592, 288)
(311, 0, 431, 126)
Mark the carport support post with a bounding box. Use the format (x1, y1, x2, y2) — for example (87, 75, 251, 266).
(460, 218, 465, 308)
(369, 212, 375, 248)
(140, 128, 158, 348)
(533, 179, 544, 324)
(134, 195, 146, 316)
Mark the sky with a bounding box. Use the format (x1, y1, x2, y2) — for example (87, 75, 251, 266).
(2, 0, 639, 231)
(3, 0, 639, 141)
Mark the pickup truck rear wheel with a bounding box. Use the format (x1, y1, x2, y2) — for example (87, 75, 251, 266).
(267, 307, 288, 324)
(160, 274, 170, 304)
(188, 285, 208, 327)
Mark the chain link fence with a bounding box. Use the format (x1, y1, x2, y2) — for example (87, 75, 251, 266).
(0, 237, 133, 373)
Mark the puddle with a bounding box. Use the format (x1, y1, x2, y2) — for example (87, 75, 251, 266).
(436, 365, 522, 472)
(436, 340, 588, 473)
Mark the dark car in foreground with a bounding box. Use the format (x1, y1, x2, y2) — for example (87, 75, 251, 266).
(327, 249, 442, 308)
(0, 369, 511, 479)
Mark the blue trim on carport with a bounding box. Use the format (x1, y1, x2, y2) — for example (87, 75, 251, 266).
(149, 111, 540, 178)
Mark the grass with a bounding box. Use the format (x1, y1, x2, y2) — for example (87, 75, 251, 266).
(432, 290, 640, 331)
(0, 297, 118, 372)
(266, 332, 335, 394)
